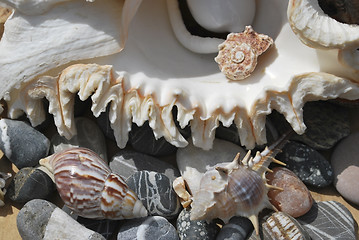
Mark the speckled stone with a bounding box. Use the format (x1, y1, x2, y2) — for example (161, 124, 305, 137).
(6, 167, 55, 203)
(0, 118, 50, 169)
(176, 208, 220, 240)
(127, 170, 181, 219)
(331, 132, 359, 205)
(247, 212, 311, 240)
(77, 217, 120, 240)
(297, 201, 356, 240)
(216, 216, 253, 240)
(269, 101, 350, 150)
(51, 117, 107, 162)
(129, 122, 178, 156)
(267, 167, 313, 218)
(109, 150, 180, 182)
(117, 216, 178, 240)
(277, 141, 333, 187)
(17, 199, 105, 240)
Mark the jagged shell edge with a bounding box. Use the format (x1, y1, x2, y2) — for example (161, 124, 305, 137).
(4, 64, 359, 150)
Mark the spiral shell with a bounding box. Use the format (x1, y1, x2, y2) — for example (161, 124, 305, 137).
(40, 147, 148, 219)
(215, 26, 273, 80)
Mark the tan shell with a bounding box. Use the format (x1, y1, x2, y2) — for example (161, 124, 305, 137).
(215, 26, 273, 80)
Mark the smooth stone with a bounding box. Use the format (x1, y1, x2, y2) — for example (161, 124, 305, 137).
(77, 217, 120, 240)
(0, 118, 50, 169)
(176, 138, 246, 196)
(109, 150, 180, 182)
(126, 170, 181, 219)
(6, 167, 55, 203)
(331, 132, 359, 205)
(17, 199, 105, 240)
(247, 212, 311, 240)
(129, 121, 178, 156)
(51, 117, 107, 161)
(277, 141, 333, 187)
(267, 167, 313, 218)
(117, 216, 179, 240)
(269, 101, 350, 150)
(176, 208, 220, 240)
(297, 201, 356, 240)
(216, 216, 253, 240)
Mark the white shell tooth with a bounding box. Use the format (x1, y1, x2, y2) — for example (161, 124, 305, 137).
(288, 0, 359, 49)
(40, 147, 148, 220)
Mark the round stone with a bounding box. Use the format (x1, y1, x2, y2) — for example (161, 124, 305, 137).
(117, 216, 178, 240)
(331, 132, 359, 205)
(6, 167, 55, 203)
(297, 201, 356, 240)
(126, 170, 181, 219)
(77, 217, 120, 240)
(277, 141, 333, 187)
(176, 208, 220, 240)
(216, 216, 253, 240)
(0, 118, 50, 169)
(51, 117, 107, 162)
(267, 167, 313, 218)
(109, 150, 180, 182)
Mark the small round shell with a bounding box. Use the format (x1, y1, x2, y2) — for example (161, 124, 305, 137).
(215, 26, 273, 80)
(41, 147, 148, 219)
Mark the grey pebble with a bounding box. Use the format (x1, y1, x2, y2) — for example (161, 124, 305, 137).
(51, 117, 107, 161)
(127, 170, 181, 219)
(277, 141, 333, 187)
(216, 216, 253, 240)
(117, 216, 179, 240)
(0, 118, 50, 169)
(177, 208, 220, 240)
(6, 167, 55, 203)
(109, 150, 180, 182)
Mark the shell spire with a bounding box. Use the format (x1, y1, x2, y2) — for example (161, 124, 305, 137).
(190, 131, 291, 235)
(40, 147, 148, 220)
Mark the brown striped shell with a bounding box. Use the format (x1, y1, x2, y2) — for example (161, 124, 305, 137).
(40, 147, 148, 219)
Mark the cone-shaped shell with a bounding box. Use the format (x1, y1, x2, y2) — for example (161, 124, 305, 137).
(40, 147, 148, 219)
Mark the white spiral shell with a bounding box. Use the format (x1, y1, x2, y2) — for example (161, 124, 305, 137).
(40, 147, 148, 219)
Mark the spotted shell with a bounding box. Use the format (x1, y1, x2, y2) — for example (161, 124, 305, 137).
(40, 147, 148, 219)
(189, 134, 289, 235)
(215, 26, 273, 80)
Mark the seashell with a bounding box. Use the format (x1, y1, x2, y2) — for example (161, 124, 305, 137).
(318, 0, 359, 25)
(188, 133, 290, 235)
(0, 0, 359, 151)
(39, 147, 148, 220)
(214, 26, 273, 80)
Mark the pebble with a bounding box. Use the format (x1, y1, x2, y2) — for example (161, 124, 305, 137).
(216, 216, 253, 240)
(129, 122, 178, 156)
(109, 150, 180, 182)
(297, 201, 356, 240)
(126, 170, 181, 219)
(176, 138, 246, 195)
(6, 167, 55, 203)
(77, 217, 120, 240)
(0, 118, 50, 169)
(176, 208, 220, 240)
(269, 101, 350, 150)
(117, 216, 179, 240)
(51, 117, 107, 162)
(96, 107, 116, 141)
(267, 167, 313, 218)
(247, 212, 311, 240)
(277, 141, 333, 187)
(331, 132, 359, 205)
(17, 199, 105, 240)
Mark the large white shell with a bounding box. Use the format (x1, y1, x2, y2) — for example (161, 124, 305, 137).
(1, 0, 359, 150)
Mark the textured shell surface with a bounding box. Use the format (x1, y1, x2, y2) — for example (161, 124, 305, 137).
(0, 0, 359, 151)
(40, 147, 148, 220)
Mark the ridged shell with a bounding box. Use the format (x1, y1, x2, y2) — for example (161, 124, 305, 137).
(40, 147, 148, 219)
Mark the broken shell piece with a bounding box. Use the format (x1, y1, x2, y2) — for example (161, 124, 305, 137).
(215, 26, 273, 80)
(0, 171, 11, 207)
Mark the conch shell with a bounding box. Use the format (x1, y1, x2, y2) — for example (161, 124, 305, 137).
(0, 0, 359, 150)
